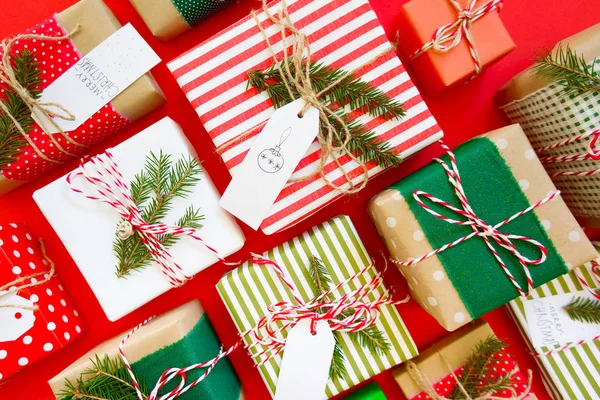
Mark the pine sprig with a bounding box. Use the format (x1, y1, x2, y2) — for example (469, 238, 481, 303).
(57, 355, 149, 400)
(450, 336, 511, 399)
(564, 296, 600, 324)
(247, 59, 404, 168)
(0, 50, 42, 171)
(113, 151, 204, 278)
(532, 45, 600, 97)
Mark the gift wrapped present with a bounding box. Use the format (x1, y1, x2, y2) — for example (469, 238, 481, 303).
(343, 382, 387, 399)
(507, 247, 600, 400)
(216, 215, 418, 398)
(49, 300, 244, 399)
(496, 23, 600, 223)
(130, 0, 235, 41)
(0, 0, 165, 195)
(168, 0, 443, 234)
(0, 222, 85, 383)
(395, 0, 515, 95)
(33, 117, 245, 321)
(369, 124, 598, 331)
(394, 320, 536, 400)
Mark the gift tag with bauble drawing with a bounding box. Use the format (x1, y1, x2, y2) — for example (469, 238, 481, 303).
(257, 127, 292, 173)
(0, 291, 35, 342)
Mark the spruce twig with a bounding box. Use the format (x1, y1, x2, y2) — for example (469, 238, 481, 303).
(532, 45, 600, 97)
(564, 296, 600, 324)
(113, 151, 204, 278)
(0, 51, 42, 171)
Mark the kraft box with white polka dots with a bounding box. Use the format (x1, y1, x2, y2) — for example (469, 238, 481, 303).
(0, 222, 86, 383)
(369, 124, 598, 332)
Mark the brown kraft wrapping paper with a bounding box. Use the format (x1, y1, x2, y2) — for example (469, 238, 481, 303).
(129, 0, 190, 41)
(369, 124, 598, 331)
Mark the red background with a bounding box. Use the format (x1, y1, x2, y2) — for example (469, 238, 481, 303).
(1, 0, 599, 399)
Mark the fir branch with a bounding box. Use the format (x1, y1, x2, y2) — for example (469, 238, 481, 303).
(56, 355, 148, 400)
(113, 152, 204, 278)
(532, 45, 600, 97)
(308, 255, 332, 295)
(564, 296, 600, 324)
(349, 324, 391, 356)
(451, 336, 510, 399)
(0, 50, 42, 171)
(330, 334, 348, 381)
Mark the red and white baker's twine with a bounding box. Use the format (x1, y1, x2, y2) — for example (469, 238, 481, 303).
(535, 129, 600, 177)
(119, 254, 405, 400)
(392, 142, 559, 298)
(67, 150, 231, 287)
(410, 0, 503, 78)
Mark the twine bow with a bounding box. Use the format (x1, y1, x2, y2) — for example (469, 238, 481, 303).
(392, 142, 560, 298)
(118, 255, 405, 400)
(66, 150, 229, 288)
(411, 0, 504, 78)
(535, 128, 600, 177)
(0, 24, 87, 164)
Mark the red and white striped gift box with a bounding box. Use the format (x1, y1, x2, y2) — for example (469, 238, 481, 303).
(167, 0, 443, 234)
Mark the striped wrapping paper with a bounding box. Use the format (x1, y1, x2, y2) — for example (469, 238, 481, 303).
(216, 216, 418, 398)
(167, 0, 443, 234)
(507, 251, 600, 400)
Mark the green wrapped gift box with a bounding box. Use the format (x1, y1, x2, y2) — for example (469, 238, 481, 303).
(49, 300, 243, 399)
(343, 382, 387, 399)
(216, 216, 418, 398)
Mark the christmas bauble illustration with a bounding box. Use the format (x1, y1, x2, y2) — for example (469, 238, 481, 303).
(258, 148, 285, 173)
(0, 291, 35, 342)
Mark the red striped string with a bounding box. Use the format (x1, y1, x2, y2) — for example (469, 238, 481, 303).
(118, 254, 405, 399)
(410, 0, 504, 79)
(535, 129, 600, 177)
(392, 141, 559, 298)
(67, 150, 234, 288)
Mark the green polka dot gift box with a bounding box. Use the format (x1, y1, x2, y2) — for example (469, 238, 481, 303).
(369, 124, 598, 332)
(130, 0, 235, 41)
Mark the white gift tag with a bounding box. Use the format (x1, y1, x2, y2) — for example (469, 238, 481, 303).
(273, 319, 335, 400)
(220, 99, 320, 230)
(523, 291, 600, 349)
(32, 23, 160, 133)
(0, 291, 35, 342)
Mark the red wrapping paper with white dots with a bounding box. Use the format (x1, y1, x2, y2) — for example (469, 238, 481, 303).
(0, 222, 86, 383)
(0, 0, 164, 195)
(393, 320, 537, 400)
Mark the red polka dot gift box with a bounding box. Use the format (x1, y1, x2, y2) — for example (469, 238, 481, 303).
(0, 222, 86, 383)
(393, 319, 536, 400)
(0, 0, 165, 196)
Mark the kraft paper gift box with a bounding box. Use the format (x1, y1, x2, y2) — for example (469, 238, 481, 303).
(216, 215, 418, 398)
(49, 300, 244, 400)
(395, 0, 515, 95)
(369, 124, 598, 332)
(507, 247, 600, 400)
(0, 0, 165, 195)
(130, 0, 235, 41)
(393, 320, 536, 400)
(496, 23, 600, 224)
(33, 117, 245, 321)
(168, 0, 443, 235)
(0, 222, 86, 383)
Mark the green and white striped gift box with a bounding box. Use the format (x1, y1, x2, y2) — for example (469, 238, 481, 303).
(217, 215, 418, 398)
(507, 251, 600, 400)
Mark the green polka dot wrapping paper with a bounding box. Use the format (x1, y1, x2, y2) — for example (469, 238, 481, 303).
(130, 0, 235, 41)
(48, 300, 244, 400)
(507, 246, 600, 400)
(369, 124, 598, 332)
(497, 24, 600, 223)
(216, 216, 419, 399)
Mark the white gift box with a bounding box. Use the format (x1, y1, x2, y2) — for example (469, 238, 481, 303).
(34, 117, 245, 321)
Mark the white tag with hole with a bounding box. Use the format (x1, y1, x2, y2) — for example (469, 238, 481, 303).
(273, 319, 335, 400)
(220, 99, 320, 230)
(0, 291, 35, 342)
(32, 23, 160, 133)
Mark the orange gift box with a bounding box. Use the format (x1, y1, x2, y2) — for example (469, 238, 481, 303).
(396, 0, 515, 95)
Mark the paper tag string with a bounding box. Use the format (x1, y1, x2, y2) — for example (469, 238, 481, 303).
(411, 0, 504, 78)
(0, 24, 88, 163)
(535, 129, 600, 177)
(119, 255, 405, 400)
(67, 150, 232, 288)
(215, 0, 397, 195)
(391, 141, 559, 298)
(0, 238, 56, 311)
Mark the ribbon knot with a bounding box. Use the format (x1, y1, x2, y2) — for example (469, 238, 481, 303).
(393, 141, 559, 297)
